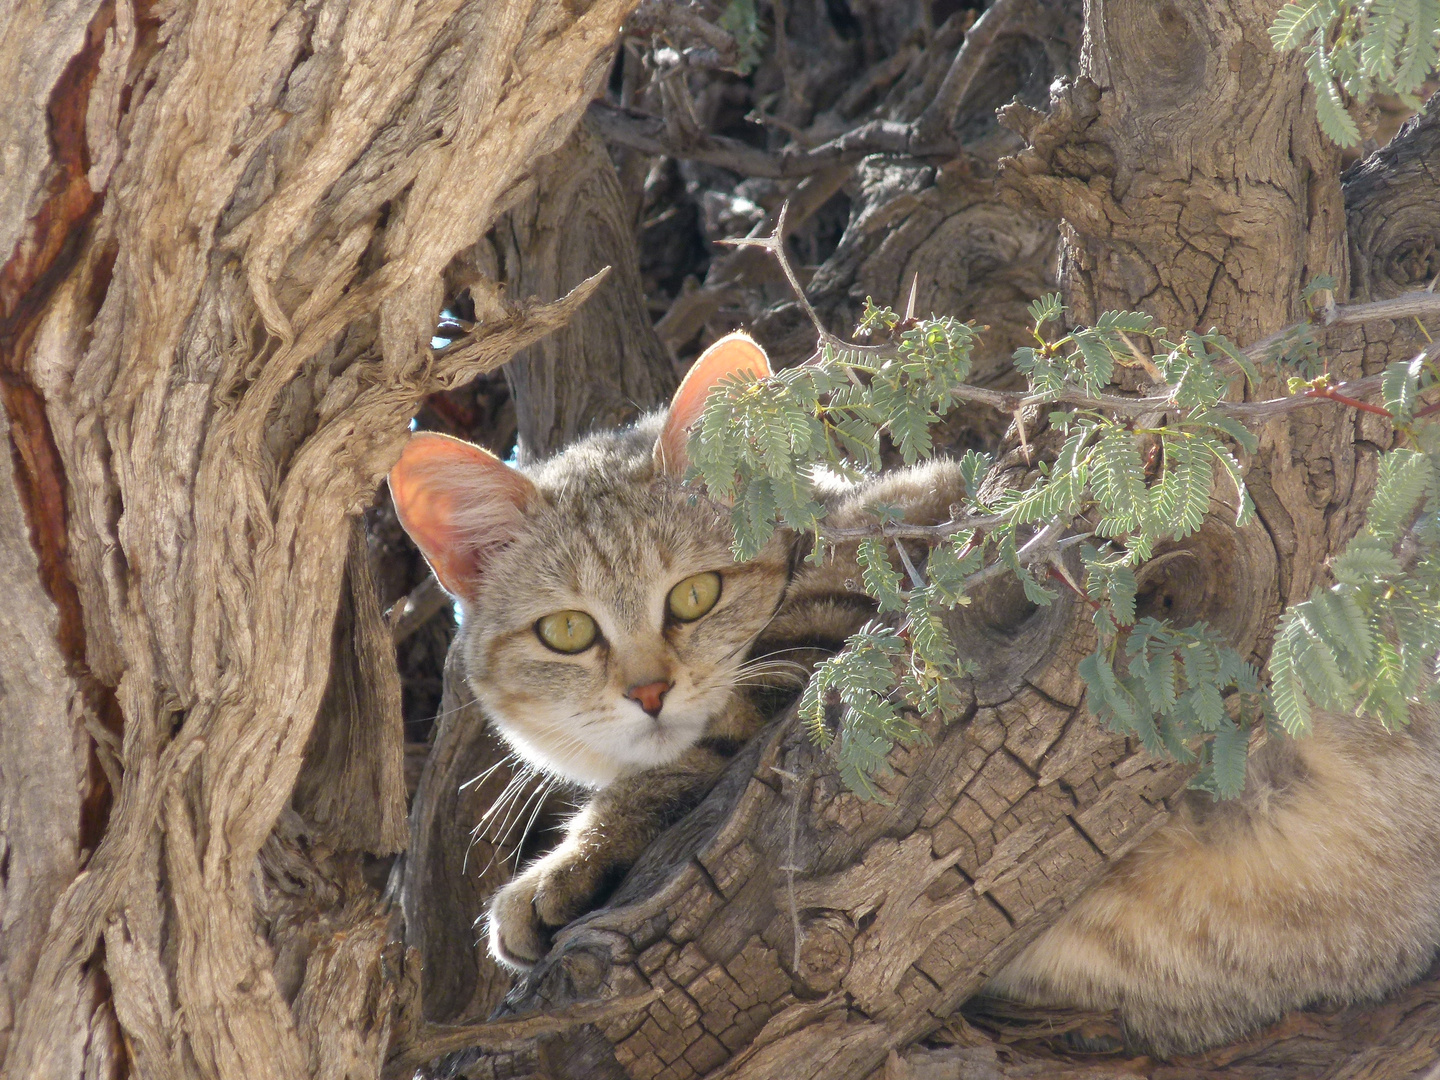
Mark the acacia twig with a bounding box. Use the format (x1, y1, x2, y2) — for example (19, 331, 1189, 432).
(822, 511, 1004, 541)
(1239, 291, 1440, 365)
(719, 201, 827, 337)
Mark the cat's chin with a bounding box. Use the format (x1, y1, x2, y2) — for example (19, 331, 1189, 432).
(490, 706, 713, 788)
(616, 712, 710, 769)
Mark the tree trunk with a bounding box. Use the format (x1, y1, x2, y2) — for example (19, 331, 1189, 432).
(0, 1, 640, 1077)
(493, 117, 678, 462)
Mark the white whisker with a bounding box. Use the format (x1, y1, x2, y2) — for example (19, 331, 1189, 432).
(460, 751, 519, 793)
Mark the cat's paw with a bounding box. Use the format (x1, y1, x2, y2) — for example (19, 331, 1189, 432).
(487, 849, 605, 971)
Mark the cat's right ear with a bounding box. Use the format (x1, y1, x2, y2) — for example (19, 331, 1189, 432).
(655, 331, 771, 474)
(388, 433, 535, 599)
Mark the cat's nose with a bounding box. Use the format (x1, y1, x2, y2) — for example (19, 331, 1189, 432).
(626, 680, 672, 717)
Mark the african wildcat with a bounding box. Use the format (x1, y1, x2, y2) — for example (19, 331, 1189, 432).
(391, 333, 961, 968)
(390, 332, 1440, 1057)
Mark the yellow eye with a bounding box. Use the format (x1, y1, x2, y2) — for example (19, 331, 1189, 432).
(668, 572, 722, 622)
(536, 610, 598, 653)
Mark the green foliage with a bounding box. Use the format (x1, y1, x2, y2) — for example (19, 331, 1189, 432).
(693, 280, 1440, 802)
(1079, 619, 1265, 798)
(1270, 434, 1440, 734)
(688, 307, 976, 560)
(796, 623, 919, 800)
(717, 0, 766, 74)
(1271, 0, 1440, 146)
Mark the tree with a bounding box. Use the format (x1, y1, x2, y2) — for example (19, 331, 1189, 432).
(2, 3, 1439, 1080)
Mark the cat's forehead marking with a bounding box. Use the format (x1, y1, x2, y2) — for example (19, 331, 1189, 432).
(469, 416, 753, 640)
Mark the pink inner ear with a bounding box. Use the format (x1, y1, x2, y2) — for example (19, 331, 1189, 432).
(657, 331, 772, 473)
(388, 433, 535, 598)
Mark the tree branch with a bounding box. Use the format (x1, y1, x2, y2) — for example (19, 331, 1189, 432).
(384, 989, 661, 1078)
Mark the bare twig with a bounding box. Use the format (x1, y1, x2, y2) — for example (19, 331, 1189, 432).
(588, 101, 961, 180)
(653, 166, 850, 351)
(1240, 291, 1440, 365)
(1327, 291, 1440, 326)
(720, 201, 828, 337)
(834, 44, 921, 118)
(884, 8, 974, 121)
(822, 512, 1003, 542)
(893, 538, 927, 588)
(962, 521, 1088, 593)
(387, 576, 451, 643)
(769, 765, 808, 977)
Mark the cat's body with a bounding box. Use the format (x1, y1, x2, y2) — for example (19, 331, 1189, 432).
(390, 332, 1440, 1058)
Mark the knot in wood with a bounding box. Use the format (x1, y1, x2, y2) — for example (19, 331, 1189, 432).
(791, 912, 855, 994)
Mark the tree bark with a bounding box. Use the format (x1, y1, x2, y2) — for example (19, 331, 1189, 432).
(0, 1, 640, 1078)
(492, 118, 679, 462)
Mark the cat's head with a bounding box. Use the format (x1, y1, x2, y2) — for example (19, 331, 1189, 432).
(389, 333, 792, 786)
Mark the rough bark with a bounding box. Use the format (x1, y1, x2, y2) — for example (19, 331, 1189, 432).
(0, 1, 640, 1078)
(0, 395, 97, 1072)
(399, 652, 541, 1033)
(1344, 94, 1440, 304)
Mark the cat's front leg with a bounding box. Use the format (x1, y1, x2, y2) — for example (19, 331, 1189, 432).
(487, 804, 613, 969)
(487, 741, 739, 970)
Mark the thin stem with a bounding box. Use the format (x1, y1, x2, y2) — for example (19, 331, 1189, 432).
(893, 538, 927, 588)
(822, 511, 1001, 541)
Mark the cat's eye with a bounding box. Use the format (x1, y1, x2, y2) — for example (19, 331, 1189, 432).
(668, 572, 722, 622)
(536, 610, 598, 653)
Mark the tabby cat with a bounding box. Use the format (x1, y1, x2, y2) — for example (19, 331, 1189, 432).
(389, 332, 1440, 1057)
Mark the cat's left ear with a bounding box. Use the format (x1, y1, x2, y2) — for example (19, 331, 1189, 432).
(655, 331, 771, 474)
(388, 433, 536, 600)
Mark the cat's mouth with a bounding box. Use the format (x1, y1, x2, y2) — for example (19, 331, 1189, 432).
(611, 691, 715, 764)
(486, 688, 723, 785)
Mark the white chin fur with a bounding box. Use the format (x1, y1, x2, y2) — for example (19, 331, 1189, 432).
(490, 694, 717, 788)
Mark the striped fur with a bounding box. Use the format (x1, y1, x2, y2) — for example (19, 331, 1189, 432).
(444, 411, 962, 968)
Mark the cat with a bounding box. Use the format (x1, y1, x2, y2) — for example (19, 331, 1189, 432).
(389, 331, 1440, 1058)
(388, 332, 963, 972)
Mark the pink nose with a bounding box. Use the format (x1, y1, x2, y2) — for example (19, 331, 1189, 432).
(626, 680, 672, 717)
